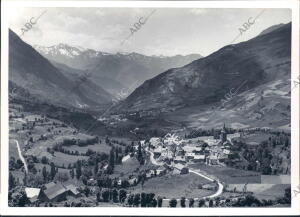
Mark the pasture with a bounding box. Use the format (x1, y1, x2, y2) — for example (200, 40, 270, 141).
(130, 173, 214, 199)
(189, 163, 261, 184)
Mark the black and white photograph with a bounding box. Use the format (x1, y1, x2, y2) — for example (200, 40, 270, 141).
(1, 0, 300, 215)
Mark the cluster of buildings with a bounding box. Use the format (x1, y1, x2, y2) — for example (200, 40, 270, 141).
(149, 124, 241, 169)
(25, 181, 80, 203)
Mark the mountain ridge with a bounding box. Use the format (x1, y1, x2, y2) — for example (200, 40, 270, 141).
(34, 44, 203, 98)
(113, 23, 291, 115)
(9, 29, 114, 109)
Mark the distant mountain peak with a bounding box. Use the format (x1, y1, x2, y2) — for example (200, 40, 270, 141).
(259, 23, 286, 36)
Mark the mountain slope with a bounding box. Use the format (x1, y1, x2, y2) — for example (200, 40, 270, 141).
(115, 23, 291, 114)
(51, 61, 127, 98)
(34, 44, 202, 98)
(9, 30, 113, 109)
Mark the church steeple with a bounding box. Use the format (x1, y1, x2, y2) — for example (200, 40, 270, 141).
(220, 123, 227, 142)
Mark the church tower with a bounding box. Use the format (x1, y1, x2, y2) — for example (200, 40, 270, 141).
(220, 123, 227, 143)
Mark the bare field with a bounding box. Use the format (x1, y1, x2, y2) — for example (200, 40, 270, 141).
(130, 173, 214, 199)
(189, 163, 261, 184)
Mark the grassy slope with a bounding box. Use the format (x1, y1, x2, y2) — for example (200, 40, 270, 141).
(130, 173, 214, 198)
(189, 163, 261, 184)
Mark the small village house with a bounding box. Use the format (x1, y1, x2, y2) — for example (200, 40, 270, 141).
(38, 182, 68, 202)
(64, 183, 80, 197)
(174, 156, 186, 164)
(156, 166, 167, 176)
(128, 177, 138, 185)
(206, 155, 218, 165)
(192, 155, 206, 163)
(173, 164, 189, 174)
(38, 182, 80, 202)
(25, 187, 40, 203)
(185, 152, 195, 161)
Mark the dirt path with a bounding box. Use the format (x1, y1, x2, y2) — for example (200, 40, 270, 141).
(14, 139, 28, 174)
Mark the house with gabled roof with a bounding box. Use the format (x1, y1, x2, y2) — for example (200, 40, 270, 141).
(174, 156, 186, 164)
(38, 182, 80, 202)
(25, 187, 40, 203)
(192, 155, 206, 163)
(173, 164, 189, 174)
(38, 182, 68, 202)
(64, 183, 80, 197)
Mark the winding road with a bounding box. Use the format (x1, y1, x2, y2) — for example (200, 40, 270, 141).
(14, 139, 28, 174)
(145, 148, 224, 199)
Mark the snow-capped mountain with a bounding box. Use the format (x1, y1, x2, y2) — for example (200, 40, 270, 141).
(34, 44, 203, 98)
(10, 31, 114, 109)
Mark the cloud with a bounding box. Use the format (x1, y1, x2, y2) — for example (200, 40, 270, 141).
(9, 7, 291, 56)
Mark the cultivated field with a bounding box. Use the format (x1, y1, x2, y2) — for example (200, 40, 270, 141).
(189, 163, 261, 184)
(226, 184, 290, 200)
(130, 173, 214, 198)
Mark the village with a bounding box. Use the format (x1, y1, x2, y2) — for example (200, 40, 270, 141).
(8, 102, 291, 207)
(146, 124, 241, 170)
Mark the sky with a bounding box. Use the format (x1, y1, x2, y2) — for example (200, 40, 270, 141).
(9, 7, 291, 57)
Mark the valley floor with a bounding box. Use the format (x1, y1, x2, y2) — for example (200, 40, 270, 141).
(8, 101, 291, 208)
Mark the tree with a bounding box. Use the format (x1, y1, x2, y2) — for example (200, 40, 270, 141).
(152, 198, 158, 207)
(109, 148, 115, 171)
(105, 136, 109, 144)
(96, 192, 101, 202)
(94, 163, 99, 176)
(50, 162, 56, 180)
(180, 197, 186, 207)
(284, 187, 291, 203)
(115, 148, 119, 164)
(70, 168, 75, 179)
(16, 189, 29, 207)
(189, 198, 194, 207)
(209, 199, 214, 207)
(76, 161, 82, 179)
(141, 192, 146, 207)
(83, 186, 90, 197)
(111, 189, 118, 203)
(102, 189, 110, 202)
(147, 193, 156, 207)
(198, 199, 205, 207)
(137, 143, 144, 165)
(133, 193, 141, 207)
(169, 198, 177, 207)
(119, 189, 127, 203)
(127, 194, 135, 206)
(157, 197, 163, 207)
(9, 172, 16, 190)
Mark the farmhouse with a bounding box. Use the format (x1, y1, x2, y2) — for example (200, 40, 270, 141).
(206, 155, 218, 165)
(38, 182, 80, 202)
(64, 184, 80, 197)
(117, 178, 124, 186)
(156, 166, 167, 176)
(173, 164, 189, 174)
(38, 182, 68, 202)
(149, 137, 161, 147)
(146, 169, 156, 178)
(128, 177, 138, 185)
(185, 152, 195, 160)
(25, 187, 40, 203)
(174, 156, 186, 164)
(193, 147, 203, 154)
(192, 155, 206, 163)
